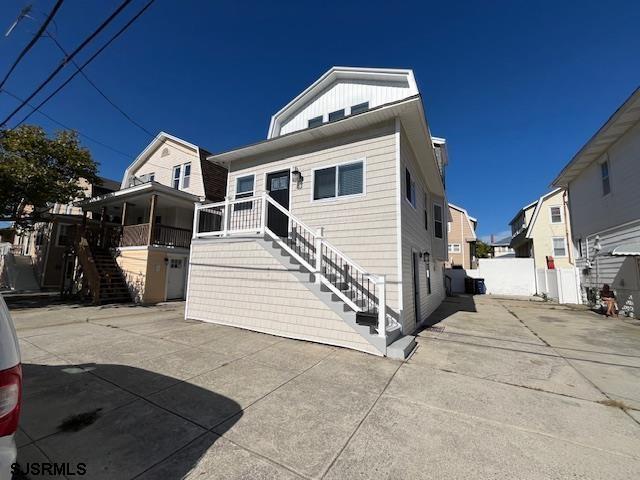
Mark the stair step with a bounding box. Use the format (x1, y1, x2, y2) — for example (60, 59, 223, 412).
(355, 311, 378, 327)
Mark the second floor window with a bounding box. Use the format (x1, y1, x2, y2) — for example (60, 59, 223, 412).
(601, 160, 611, 196)
(172, 165, 181, 189)
(424, 193, 428, 231)
(172, 163, 191, 190)
(550, 206, 563, 223)
(405, 169, 416, 208)
(434, 204, 443, 238)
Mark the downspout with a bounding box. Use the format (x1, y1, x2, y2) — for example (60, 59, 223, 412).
(563, 190, 573, 265)
(460, 213, 465, 268)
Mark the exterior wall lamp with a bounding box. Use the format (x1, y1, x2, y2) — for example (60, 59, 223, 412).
(292, 167, 304, 189)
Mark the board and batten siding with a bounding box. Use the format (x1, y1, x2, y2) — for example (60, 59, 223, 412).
(399, 128, 447, 334)
(132, 138, 206, 198)
(225, 121, 401, 313)
(279, 81, 413, 136)
(187, 238, 379, 354)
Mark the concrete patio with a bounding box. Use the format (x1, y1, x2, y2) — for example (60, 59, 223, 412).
(10, 295, 640, 479)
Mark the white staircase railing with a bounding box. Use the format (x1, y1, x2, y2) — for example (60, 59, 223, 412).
(193, 193, 387, 338)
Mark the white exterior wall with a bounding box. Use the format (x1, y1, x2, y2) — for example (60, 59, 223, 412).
(279, 80, 413, 136)
(226, 122, 402, 315)
(132, 138, 205, 197)
(399, 127, 446, 333)
(477, 258, 536, 296)
(187, 239, 379, 355)
(567, 119, 640, 318)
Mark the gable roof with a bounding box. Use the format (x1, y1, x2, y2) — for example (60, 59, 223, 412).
(448, 202, 477, 240)
(553, 86, 640, 187)
(208, 94, 447, 197)
(120, 132, 201, 189)
(267, 66, 419, 139)
(508, 198, 539, 227)
(524, 188, 563, 238)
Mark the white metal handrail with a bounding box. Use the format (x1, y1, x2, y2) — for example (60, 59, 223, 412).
(193, 192, 387, 338)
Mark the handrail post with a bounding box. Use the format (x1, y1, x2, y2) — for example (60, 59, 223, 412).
(315, 226, 324, 284)
(260, 191, 268, 235)
(222, 196, 230, 237)
(377, 275, 386, 338)
(193, 202, 201, 239)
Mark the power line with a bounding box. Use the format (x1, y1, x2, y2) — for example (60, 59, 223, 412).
(45, 33, 154, 138)
(0, 0, 65, 90)
(1, 88, 134, 160)
(1, 0, 134, 127)
(11, 0, 155, 129)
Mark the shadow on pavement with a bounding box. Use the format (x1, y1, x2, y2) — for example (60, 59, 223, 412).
(417, 294, 477, 330)
(14, 362, 242, 480)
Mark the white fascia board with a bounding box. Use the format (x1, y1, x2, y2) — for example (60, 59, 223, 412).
(448, 203, 477, 240)
(268, 66, 418, 139)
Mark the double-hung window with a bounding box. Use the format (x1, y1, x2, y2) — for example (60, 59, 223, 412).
(434, 204, 443, 238)
(448, 243, 461, 253)
(405, 169, 416, 208)
(172, 162, 191, 190)
(552, 237, 567, 257)
(601, 160, 611, 196)
(313, 161, 364, 201)
(423, 193, 428, 230)
(172, 165, 181, 189)
(56, 224, 71, 247)
(549, 206, 563, 223)
(425, 252, 431, 294)
(235, 174, 255, 210)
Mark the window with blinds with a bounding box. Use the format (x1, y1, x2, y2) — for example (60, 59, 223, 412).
(313, 161, 364, 201)
(434, 204, 443, 238)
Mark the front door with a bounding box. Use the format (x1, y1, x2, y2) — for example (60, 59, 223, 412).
(266, 170, 290, 237)
(166, 256, 187, 300)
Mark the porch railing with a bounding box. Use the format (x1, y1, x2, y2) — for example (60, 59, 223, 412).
(120, 223, 192, 248)
(193, 193, 387, 338)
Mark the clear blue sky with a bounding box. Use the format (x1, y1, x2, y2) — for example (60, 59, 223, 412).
(1, 0, 639, 239)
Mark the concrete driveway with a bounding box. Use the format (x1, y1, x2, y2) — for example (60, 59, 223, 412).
(10, 296, 640, 479)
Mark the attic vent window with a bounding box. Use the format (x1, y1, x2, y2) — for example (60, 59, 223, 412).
(308, 116, 323, 128)
(328, 109, 345, 122)
(161, 147, 170, 157)
(350, 102, 369, 115)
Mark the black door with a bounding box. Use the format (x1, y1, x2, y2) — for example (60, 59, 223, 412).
(266, 170, 290, 237)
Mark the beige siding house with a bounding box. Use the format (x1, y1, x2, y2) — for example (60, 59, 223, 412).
(509, 189, 574, 270)
(446, 203, 477, 269)
(187, 67, 449, 358)
(77, 133, 228, 304)
(553, 87, 640, 318)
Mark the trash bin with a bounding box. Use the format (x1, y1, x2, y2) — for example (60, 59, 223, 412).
(464, 277, 475, 294)
(474, 278, 486, 295)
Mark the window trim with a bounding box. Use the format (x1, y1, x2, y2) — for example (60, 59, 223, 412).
(552, 236, 568, 258)
(549, 205, 563, 224)
(434, 203, 444, 239)
(235, 173, 256, 199)
(55, 223, 72, 247)
(172, 162, 191, 190)
(601, 159, 611, 197)
(328, 109, 345, 122)
(405, 168, 417, 209)
(448, 243, 461, 253)
(172, 165, 181, 189)
(310, 158, 366, 203)
(181, 162, 191, 189)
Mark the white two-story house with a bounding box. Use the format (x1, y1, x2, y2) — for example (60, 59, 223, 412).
(186, 66, 449, 358)
(553, 87, 640, 318)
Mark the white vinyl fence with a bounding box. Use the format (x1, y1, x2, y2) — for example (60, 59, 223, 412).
(537, 267, 582, 305)
(446, 258, 536, 296)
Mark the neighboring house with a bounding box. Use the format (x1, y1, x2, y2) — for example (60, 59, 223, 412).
(446, 203, 477, 269)
(187, 66, 449, 358)
(11, 177, 120, 290)
(552, 87, 640, 318)
(509, 188, 574, 270)
(77, 132, 227, 304)
(490, 235, 514, 257)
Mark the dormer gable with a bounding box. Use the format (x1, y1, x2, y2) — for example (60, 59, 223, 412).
(268, 67, 419, 139)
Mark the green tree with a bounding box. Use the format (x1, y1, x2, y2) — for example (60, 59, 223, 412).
(0, 125, 99, 227)
(475, 240, 492, 258)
